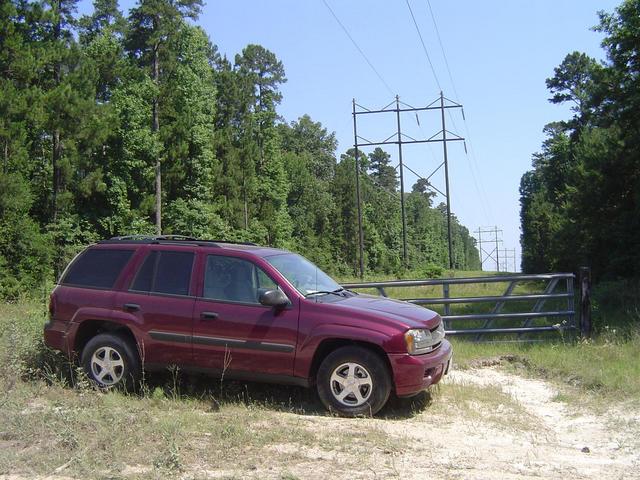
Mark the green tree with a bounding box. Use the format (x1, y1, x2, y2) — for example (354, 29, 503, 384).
(279, 116, 338, 268)
(127, 0, 204, 233)
(368, 147, 398, 192)
(235, 45, 292, 246)
(521, 1, 640, 278)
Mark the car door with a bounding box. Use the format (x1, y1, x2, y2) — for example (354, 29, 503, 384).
(114, 247, 196, 367)
(192, 253, 298, 377)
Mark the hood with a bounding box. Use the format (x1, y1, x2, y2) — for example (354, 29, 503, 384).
(329, 293, 440, 330)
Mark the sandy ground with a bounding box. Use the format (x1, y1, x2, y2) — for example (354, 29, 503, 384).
(263, 367, 640, 480)
(2, 366, 639, 479)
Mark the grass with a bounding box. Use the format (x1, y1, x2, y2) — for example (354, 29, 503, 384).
(0, 300, 409, 478)
(429, 381, 540, 433)
(450, 332, 640, 401)
(0, 273, 638, 477)
(338, 272, 640, 401)
(440, 275, 640, 402)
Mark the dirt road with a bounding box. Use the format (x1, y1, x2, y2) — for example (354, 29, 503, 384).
(259, 367, 640, 480)
(2, 366, 638, 479)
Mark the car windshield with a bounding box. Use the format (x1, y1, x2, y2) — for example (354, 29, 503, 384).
(265, 253, 342, 296)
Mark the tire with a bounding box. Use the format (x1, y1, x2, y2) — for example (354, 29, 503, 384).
(81, 333, 140, 391)
(316, 346, 392, 417)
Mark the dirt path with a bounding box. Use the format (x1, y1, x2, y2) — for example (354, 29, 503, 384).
(262, 367, 640, 480)
(430, 368, 640, 479)
(2, 366, 638, 479)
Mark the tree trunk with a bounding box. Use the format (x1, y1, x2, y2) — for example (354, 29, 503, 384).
(152, 31, 161, 235)
(52, 0, 62, 224)
(242, 167, 248, 229)
(52, 130, 61, 223)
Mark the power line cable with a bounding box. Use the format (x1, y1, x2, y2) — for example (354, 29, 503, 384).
(321, 0, 394, 95)
(404, 0, 441, 91)
(444, 107, 492, 225)
(426, 0, 459, 101)
(423, 0, 495, 225)
(404, 0, 493, 224)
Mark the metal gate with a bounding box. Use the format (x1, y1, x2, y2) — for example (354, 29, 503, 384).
(342, 273, 587, 341)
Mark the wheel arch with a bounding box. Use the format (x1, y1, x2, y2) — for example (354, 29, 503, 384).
(74, 320, 138, 357)
(308, 338, 393, 386)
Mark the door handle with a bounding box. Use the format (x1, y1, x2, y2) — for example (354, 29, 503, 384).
(200, 311, 219, 321)
(123, 303, 140, 312)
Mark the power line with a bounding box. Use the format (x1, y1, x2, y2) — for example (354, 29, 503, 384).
(404, 0, 493, 226)
(404, 0, 441, 91)
(423, 0, 496, 225)
(426, 0, 459, 101)
(353, 94, 464, 270)
(321, 0, 394, 95)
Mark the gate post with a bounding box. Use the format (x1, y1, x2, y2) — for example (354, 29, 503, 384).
(579, 267, 592, 338)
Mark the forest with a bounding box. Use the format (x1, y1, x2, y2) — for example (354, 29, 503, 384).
(0, 0, 480, 299)
(520, 0, 640, 280)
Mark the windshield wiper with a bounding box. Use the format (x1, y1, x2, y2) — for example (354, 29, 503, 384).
(304, 288, 345, 298)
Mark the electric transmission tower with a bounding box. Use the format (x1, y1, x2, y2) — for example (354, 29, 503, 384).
(499, 248, 517, 272)
(475, 226, 503, 272)
(352, 93, 465, 277)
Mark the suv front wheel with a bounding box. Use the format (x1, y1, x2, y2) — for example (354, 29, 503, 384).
(317, 346, 391, 417)
(81, 333, 140, 390)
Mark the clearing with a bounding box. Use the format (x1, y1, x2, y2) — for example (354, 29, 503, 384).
(2, 363, 638, 480)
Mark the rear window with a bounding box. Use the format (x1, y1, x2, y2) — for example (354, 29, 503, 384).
(62, 249, 134, 289)
(130, 250, 194, 296)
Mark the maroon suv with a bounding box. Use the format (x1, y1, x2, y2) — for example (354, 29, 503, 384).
(44, 236, 452, 416)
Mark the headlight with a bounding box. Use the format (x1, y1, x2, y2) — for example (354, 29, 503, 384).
(405, 323, 445, 354)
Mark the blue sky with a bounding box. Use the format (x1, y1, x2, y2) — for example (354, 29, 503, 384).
(80, 0, 620, 271)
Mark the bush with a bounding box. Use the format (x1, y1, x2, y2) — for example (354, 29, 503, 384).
(0, 173, 52, 301)
(419, 263, 444, 279)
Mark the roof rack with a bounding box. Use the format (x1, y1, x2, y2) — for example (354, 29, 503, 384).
(108, 235, 158, 241)
(196, 239, 258, 246)
(100, 235, 257, 247)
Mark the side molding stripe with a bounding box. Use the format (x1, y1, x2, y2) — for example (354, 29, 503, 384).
(149, 331, 190, 343)
(149, 330, 294, 353)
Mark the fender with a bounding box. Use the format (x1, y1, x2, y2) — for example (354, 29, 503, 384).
(66, 308, 144, 356)
(294, 323, 393, 379)
(63, 307, 116, 356)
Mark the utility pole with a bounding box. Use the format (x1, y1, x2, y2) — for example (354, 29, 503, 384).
(494, 226, 500, 272)
(395, 95, 408, 264)
(440, 92, 453, 269)
(352, 94, 464, 271)
(475, 226, 503, 272)
(477, 228, 483, 270)
(352, 99, 365, 278)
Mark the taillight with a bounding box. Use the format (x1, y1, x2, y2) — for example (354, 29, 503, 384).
(48, 293, 56, 319)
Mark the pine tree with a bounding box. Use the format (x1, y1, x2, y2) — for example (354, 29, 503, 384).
(368, 147, 398, 192)
(127, 0, 204, 234)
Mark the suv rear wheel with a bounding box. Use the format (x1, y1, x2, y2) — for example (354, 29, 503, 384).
(81, 333, 140, 390)
(317, 346, 391, 417)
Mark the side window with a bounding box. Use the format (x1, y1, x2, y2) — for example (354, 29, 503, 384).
(131, 251, 157, 292)
(130, 250, 194, 296)
(203, 256, 277, 304)
(256, 268, 278, 290)
(62, 249, 134, 289)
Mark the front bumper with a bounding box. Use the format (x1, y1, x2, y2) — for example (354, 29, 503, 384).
(388, 339, 452, 397)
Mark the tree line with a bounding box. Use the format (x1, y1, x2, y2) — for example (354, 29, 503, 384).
(0, 0, 480, 299)
(520, 0, 640, 280)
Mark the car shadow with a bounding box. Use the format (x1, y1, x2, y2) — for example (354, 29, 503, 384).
(143, 368, 435, 420)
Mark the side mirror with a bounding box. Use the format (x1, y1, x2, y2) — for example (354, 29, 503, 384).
(259, 289, 289, 308)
